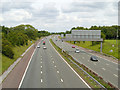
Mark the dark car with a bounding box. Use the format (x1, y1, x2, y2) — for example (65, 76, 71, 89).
(90, 56, 98, 61)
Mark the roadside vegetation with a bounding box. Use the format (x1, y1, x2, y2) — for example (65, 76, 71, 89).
(66, 40, 119, 59)
(56, 25, 119, 60)
(50, 39, 117, 89)
(1, 24, 51, 75)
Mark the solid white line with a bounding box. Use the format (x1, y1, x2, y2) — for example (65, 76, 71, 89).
(49, 41, 91, 89)
(41, 79, 43, 83)
(102, 68, 106, 71)
(18, 44, 37, 89)
(113, 74, 118, 77)
(61, 79, 63, 82)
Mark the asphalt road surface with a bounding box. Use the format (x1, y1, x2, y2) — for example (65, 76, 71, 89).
(52, 35, 119, 88)
(20, 37, 90, 88)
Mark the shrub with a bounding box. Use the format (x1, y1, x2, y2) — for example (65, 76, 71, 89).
(2, 39, 14, 59)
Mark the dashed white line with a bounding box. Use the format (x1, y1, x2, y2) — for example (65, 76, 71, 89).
(53, 61, 54, 63)
(41, 66, 42, 68)
(57, 71, 59, 73)
(113, 74, 118, 77)
(54, 65, 56, 68)
(41, 61, 42, 63)
(61, 79, 63, 82)
(102, 68, 106, 70)
(49, 41, 91, 88)
(41, 71, 42, 74)
(41, 58, 42, 60)
(82, 57, 85, 59)
(41, 79, 43, 83)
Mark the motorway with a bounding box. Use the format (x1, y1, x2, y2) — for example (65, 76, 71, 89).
(20, 37, 90, 88)
(52, 36, 119, 88)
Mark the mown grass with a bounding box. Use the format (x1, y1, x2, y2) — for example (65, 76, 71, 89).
(66, 40, 119, 59)
(1, 38, 39, 75)
(50, 39, 103, 88)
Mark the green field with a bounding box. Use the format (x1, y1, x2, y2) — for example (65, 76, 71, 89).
(1, 38, 39, 75)
(67, 40, 119, 60)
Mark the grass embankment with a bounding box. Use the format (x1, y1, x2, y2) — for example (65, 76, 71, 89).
(50, 39, 118, 89)
(1, 38, 40, 75)
(66, 40, 119, 60)
(50, 39, 103, 88)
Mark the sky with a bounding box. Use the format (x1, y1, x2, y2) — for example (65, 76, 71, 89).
(0, 0, 119, 32)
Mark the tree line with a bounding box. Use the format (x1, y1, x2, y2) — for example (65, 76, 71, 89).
(1, 24, 50, 59)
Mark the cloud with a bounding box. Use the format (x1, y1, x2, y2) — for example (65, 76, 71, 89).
(32, 2, 59, 19)
(62, 2, 108, 13)
(2, 9, 32, 22)
(1, 2, 32, 13)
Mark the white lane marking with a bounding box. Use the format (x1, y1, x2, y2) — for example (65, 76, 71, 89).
(18, 42, 38, 88)
(41, 61, 42, 63)
(106, 63, 109, 65)
(61, 79, 63, 82)
(88, 60, 89, 62)
(41, 66, 42, 68)
(66, 42, 118, 64)
(41, 58, 42, 60)
(54, 65, 56, 68)
(82, 57, 84, 59)
(57, 71, 59, 73)
(102, 68, 106, 70)
(53, 61, 54, 63)
(51, 56, 52, 58)
(41, 71, 42, 74)
(41, 56, 42, 58)
(49, 41, 91, 89)
(113, 74, 118, 77)
(41, 79, 43, 83)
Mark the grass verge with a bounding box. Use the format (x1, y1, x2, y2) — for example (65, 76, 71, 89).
(50, 39, 102, 88)
(1, 38, 40, 75)
(50, 38, 118, 89)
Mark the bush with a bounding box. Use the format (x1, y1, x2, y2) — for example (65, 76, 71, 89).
(2, 39, 14, 59)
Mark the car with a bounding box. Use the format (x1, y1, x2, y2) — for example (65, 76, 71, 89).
(43, 46, 47, 49)
(37, 46, 40, 48)
(75, 48, 80, 53)
(90, 56, 98, 61)
(72, 45, 75, 48)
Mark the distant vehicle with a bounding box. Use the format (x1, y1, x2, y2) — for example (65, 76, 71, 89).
(56, 40, 57, 41)
(43, 46, 47, 49)
(75, 48, 80, 53)
(72, 45, 75, 48)
(43, 41, 45, 45)
(37, 46, 40, 48)
(90, 56, 98, 61)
